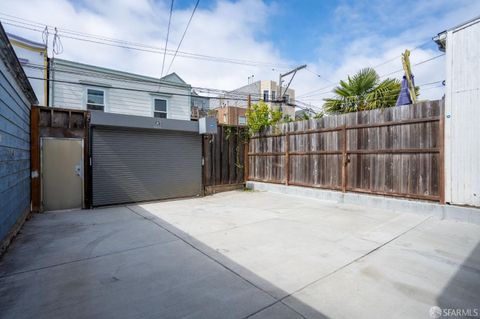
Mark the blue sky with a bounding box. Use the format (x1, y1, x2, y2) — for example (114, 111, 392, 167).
(3, 0, 480, 108)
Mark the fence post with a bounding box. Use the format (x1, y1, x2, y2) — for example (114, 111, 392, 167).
(341, 125, 347, 192)
(439, 114, 445, 204)
(285, 132, 290, 185)
(30, 106, 40, 213)
(244, 139, 249, 183)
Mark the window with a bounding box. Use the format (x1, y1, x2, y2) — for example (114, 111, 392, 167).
(238, 116, 246, 125)
(263, 90, 269, 101)
(271, 91, 276, 101)
(284, 94, 290, 103)
(153, 98, 168, 118)
(86, 88, 105, 111)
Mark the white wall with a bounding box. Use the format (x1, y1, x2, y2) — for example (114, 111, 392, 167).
(50, 60, 191, 121)
(445, 18, 480, 207)
(11, 44, 46, 106)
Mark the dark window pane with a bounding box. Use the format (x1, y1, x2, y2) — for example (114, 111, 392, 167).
(154, 112, 167, 118)
(87, 89, 104, 105)
(87, 104, 104, 111)
(154, 99, 167, 112)
(263, 90, 269, 101)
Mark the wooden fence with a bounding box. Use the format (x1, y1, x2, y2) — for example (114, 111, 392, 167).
(203, 125, 248, 194)
(248, 100, 445, 202)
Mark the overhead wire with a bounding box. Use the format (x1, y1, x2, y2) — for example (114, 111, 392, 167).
(298, 80, 445, 104)
(26, 75, 262, 103)
(161, 0, 174, 78)
(0, 14, 292, 69)
(297, 53, 445, 100)
(296, 38, 438, 99)
(166, 0, 200, 75)
(21, 61, 267, 100)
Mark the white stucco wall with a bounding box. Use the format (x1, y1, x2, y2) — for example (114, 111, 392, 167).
(10, 42, 47, 106)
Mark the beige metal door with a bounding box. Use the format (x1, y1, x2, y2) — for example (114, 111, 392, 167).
(42, 138, 83, 211)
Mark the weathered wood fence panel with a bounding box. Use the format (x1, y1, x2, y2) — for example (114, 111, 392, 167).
(203, 125, 247, 194)
(248, 100, 444, 202)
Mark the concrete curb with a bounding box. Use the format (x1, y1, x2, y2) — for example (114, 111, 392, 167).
(246, 181, 480, 225)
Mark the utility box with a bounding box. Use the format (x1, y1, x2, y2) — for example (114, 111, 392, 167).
(199, 117, 217, 134)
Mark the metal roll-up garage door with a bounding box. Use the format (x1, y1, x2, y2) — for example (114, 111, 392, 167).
(91, 127, 202, 206)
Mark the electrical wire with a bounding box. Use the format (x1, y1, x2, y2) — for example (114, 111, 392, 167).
(296, 38, 438, 99)
(26, 75, 262, 103)
(297, 53, 445, 99)
(0, 15, 292, 69)
(161, 0, 174, 78)
(166, 0, 200, 75)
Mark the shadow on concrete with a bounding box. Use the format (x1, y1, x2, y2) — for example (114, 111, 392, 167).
(128, 206, 331, 319)
(0, 205, 330, 319)
(436, 242, 480, 316)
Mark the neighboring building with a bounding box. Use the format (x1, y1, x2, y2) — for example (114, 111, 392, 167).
(215, 106, 247, 126)
(191, 90, 209, 120)
(434, 16, 480, 207)
(211, 80, 296, 118)
(0, 24, 38, 251)
(49, 58, 192, 121)
(7, 33, 48, 106)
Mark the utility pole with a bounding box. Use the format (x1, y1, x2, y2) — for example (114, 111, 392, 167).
(277, 64, 307, 114)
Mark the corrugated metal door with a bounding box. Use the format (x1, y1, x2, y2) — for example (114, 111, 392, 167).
(91, 127, 202, 206)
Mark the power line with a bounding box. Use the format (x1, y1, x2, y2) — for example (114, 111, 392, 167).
(27, 75, 262, 103)
(298, 80, 444, 102)
(296, 38, 437, 99)
(297, 53, 445, 99)
(305, 67, 334, 84)
(22, 60, 266, 99)
(166, 0, 200, 75)
(0, 15, 292, 69)
(161, 0, 174, 78)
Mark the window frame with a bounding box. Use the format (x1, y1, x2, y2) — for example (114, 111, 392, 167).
(263, 90, 269, 102)
(271, 91, 276, 101)
(152, 97, 169, 119)
(238, 115, 246, 125)
(85, 87, 106, 111)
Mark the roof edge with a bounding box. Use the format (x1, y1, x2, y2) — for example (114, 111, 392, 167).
(0, 24, 38, 104)
(53, 58, 191, 89)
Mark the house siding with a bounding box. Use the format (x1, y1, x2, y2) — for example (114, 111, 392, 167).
(0, 56, 31, 247)
(444, 18, 480, 207)
(50, 60, 191, 121)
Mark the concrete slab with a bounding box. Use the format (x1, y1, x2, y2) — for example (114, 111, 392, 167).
(0, 207, 177, 276)
(0, 240, 276, 319)
(1, 190, 479, 319)
(247, 181, 480, 224)
(283, 219, 480, 319)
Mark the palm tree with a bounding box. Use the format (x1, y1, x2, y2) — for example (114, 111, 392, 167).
(323, 68, 401, 114)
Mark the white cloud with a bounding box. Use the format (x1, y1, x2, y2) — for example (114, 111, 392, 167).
(2, 0, 289, 92)
(2, 0, 480, 111)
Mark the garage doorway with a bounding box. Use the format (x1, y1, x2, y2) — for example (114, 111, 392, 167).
(41, 138, 84, 211)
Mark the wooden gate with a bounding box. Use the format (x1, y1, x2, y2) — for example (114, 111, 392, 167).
(202, 125, 247, 195)
(248, 100, 445, 202)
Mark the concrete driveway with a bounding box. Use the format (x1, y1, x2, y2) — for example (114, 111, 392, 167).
(0, 190, 479, 319)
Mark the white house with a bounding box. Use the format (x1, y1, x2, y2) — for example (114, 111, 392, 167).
(434, 16, 480, 207)
(49, 58, 192, 121)
(7, 33, 47, 106)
